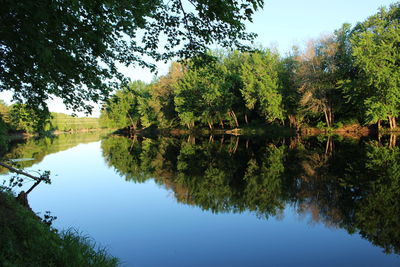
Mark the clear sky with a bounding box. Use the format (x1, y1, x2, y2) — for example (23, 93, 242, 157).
(247, 0, 395, 54)
(0, 0, 396, 117)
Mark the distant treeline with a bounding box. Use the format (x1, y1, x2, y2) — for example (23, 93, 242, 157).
(0, 101, 100, 135)
(100, 3, 399, 131)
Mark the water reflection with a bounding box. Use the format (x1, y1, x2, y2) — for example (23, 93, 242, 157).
(0, 132, 106, 174)
(102, 134, 400, 255)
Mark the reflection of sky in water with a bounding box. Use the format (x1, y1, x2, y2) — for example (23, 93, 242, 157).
(1, 141, 399, 266)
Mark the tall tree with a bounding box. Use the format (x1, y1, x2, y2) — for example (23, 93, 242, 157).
(8, 104, 44, 134)
(221, 51, 249, 126)
(277, 47, 302, 128)
(351, 3, 400, 129)
(148, 62, 184, 128)
(100, 81, 148, 129)
(174, 60, 232, 129)
(240, 50, 284, 123)
(0, 0, 263, 114)
(296, 35, 343, 127)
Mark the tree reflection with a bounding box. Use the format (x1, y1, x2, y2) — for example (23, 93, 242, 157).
(101, 134, 400, 254)
(0, 132, 105, 174)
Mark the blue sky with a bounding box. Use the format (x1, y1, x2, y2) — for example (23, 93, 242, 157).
(247, 0, 395, 54)
(0, 0, 396, 116)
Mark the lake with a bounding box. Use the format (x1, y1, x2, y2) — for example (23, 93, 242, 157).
(1, 132, 399, 266)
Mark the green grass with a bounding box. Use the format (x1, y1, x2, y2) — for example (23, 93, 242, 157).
(0, 191, 119, 267)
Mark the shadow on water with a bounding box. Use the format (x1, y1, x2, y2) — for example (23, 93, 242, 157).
(101, 133, 400, 255)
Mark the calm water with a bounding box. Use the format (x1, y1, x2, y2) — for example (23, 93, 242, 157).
(1, 133, 400, 266)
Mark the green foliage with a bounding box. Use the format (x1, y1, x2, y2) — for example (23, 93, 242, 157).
(277, 47, 302, 127)
(100, 81, 148, 129)
(0, 101, 10, 153)
(240, 50, 284, 123)
(137, 92, 158, 129)
(9, 104, 48, 134)
(148, 62, 183, 128)
(350, 3, 400, 127)
(0, 191, 118, 266)
(103, 49, 290, 131)
(174, 58, 235, 129)
(0, 0, 263, 115)
(296, 35, 345, 127)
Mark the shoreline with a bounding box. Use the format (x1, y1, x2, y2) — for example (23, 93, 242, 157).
(117, 123, 400, 138)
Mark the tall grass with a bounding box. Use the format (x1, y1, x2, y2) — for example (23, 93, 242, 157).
(0, 191, 119, 266)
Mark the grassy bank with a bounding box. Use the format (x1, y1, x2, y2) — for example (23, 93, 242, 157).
(0, 191, 118, 266)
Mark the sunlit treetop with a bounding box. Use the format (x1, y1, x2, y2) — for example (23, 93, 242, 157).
(0, 0, 263, 114)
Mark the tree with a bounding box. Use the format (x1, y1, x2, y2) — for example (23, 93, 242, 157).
(0, 100, 11, 128)
(240, 50, 284, 123)
(8, 104, 45, 134)
(277, 47, 302, 128)
(351, 3, 400, 129)
(296, 35, 344, 127)
(100, 81, 148, 129)
(174, 63, 208, 129)
(0, 0, 264, 115)
(174, 58, 236, 129)
(221, 51, 249, 126)
(148, 62, 184, 128)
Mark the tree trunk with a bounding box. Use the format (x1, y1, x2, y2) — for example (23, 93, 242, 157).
(244, 114, 248, 124)
(377, 119, 381, 132)
(0, 162, 40, 181)
(325, 104, 333, 128)
(324, 110, 330, 128)
(392, 117, 397, 129)
(220, 120, 224, 129)
(208, 121, 213, 130)
(389, 116, 393, 129)
(127, 113, 136, 132)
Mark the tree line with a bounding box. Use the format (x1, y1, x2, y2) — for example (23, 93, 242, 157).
(100, 3, 399, 131)
(0, 100, 101, 135)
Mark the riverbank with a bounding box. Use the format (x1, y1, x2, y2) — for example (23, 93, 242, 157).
(0, 190, 119, 266)
(116, 123, 394, 138)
